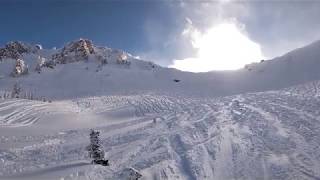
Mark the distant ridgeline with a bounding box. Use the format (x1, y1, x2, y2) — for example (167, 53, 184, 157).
(0, 39, 137, 75)
(0, 38, 159, 100)
(0, 39, 320, 99)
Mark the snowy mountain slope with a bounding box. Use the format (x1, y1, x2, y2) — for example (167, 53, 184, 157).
(280, 80, 320, 97)
(216, 39, 320, 93)
(1, 81, 320, 179)
(1, 39, 320, 99)
(1, 39, 320, 179)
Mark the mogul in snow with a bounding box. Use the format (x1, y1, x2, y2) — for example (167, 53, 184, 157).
(86, 129, 109, 166)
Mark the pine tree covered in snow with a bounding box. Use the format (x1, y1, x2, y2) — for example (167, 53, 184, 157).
(86, 129, 108, 165)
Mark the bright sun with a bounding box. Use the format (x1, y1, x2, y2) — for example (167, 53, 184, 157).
(170, 23, 264, 72)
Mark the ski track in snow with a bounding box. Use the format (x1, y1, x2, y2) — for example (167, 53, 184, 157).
(0, 99, 50, 127)
(1, 91, 320, 179)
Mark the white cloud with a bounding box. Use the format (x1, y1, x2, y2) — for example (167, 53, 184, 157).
(170, 22, 264, 72)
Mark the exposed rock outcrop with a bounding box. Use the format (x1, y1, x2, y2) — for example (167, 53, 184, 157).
(0, 41, 35, 60)
(11, 58, 28, 77)
(52, 38, 95, 64)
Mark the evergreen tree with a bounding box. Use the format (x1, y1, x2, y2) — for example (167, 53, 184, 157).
(86, 129, 106, 164)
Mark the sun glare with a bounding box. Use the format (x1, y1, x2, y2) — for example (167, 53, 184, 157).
(170, 23, 264, 72)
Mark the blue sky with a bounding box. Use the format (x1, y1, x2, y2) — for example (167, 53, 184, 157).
(1, 0, 320, 70)
(0, 1, 174, 54)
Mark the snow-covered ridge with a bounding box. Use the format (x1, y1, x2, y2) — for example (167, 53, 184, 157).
(0, 39, 158, 74)
(51, 38, 132, 66)
(0, 39, 320, 100)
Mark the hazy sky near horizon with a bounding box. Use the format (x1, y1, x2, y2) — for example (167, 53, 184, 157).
(0, 0, 320, 71)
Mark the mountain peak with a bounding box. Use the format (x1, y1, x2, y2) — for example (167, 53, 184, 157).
(52, 38, 95, 64)
(0, 41, 40, 60)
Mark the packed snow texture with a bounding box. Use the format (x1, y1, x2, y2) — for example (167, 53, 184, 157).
(0, 39, 320, 179)
(1, 84, 320, 179)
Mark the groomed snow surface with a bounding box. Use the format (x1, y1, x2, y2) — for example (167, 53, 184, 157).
(1, 81, 320, 179)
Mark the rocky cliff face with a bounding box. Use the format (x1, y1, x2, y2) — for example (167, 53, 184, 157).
(0, 39, 140, 79)
(0, 41, 38, 60)
(0, 39, 132, 66)
(51, 39, 95, 64)
(50, 38, 132, 66)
